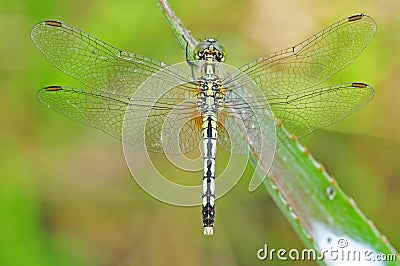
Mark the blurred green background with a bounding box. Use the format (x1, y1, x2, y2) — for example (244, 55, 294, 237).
(0, 0, 399, 265)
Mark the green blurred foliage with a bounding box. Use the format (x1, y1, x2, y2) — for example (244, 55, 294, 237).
(0, 0, 399, 265)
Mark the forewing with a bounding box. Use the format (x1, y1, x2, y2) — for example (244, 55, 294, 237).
(235, 14, 376, 96)
(31, 21, 188, 96)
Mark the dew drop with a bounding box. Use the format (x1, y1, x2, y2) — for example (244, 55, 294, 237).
(326, 186, 336, 200)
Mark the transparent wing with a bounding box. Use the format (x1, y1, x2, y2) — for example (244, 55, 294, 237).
(32, 21, 203, 154)
(123, 81, 202, 154)
(233, 14, 376, 96)
(218, 107, 275, 155)
(37, 86, 129, 139)
(223, 14, 375, 139)
(37, 85, 203, 154)
(31, 21, 188, 96)
(221, 82, 373, 144)
(217, 68, 276, 155)
(268, 82, 374, 139)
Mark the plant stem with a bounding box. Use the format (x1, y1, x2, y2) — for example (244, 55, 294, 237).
(158, 0, 197, 61)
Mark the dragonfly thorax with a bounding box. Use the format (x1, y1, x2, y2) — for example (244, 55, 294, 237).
(196, 79, 225, 112)
(194, 38, 226, 62)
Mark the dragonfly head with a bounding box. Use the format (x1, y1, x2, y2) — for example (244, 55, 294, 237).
(194, 38, 226, 62)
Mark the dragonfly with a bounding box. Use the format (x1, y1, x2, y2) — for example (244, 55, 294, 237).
(31, 14, 376, 235)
